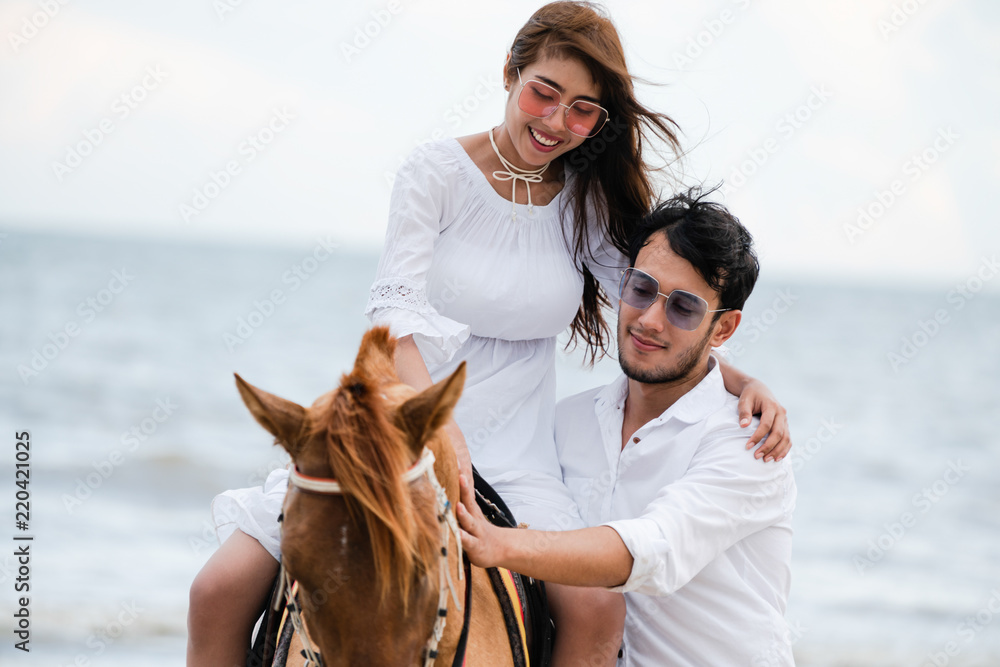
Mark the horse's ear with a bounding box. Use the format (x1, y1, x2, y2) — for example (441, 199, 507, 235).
(394, 362, 466, 454)
(235, 374, 308, 458)
(353, 326, 399, 384)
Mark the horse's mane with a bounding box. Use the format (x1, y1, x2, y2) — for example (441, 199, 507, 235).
(310, 370, 440, 606)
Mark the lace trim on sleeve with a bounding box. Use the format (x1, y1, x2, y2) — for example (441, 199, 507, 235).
(365, 277, 436, 316)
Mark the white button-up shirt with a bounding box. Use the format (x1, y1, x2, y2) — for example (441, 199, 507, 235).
(555, 357, 797, 666)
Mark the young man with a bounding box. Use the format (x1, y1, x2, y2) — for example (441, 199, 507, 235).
(458, 189, 797, 666)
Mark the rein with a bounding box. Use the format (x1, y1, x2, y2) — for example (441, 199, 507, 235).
(278, 447, 467, 667)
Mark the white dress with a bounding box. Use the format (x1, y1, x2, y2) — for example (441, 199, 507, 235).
(213, 138, 625, 559)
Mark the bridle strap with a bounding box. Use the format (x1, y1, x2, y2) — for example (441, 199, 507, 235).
(422, 450, 464, 667)
(289, 447, 438, 495)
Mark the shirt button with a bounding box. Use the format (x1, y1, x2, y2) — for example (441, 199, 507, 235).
(632, 437, 640, 443)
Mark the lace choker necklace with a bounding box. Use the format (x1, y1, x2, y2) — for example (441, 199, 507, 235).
(489, 127, 550, 220)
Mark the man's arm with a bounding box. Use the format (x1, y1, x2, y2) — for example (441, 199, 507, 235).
(602, 433, 795, 596)
(456, 475, 634, 587)
(460, 423, 794, 596)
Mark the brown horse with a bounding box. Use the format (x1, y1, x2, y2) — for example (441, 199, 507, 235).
(235, 326, 514, 667)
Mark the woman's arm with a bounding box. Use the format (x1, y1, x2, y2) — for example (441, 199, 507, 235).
(396, 335, 473, 481)
(716, 357, 791, 462)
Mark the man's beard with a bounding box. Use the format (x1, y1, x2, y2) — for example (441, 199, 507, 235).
(618, 323, 715, 384)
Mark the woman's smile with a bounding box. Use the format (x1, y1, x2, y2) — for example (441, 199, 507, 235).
(528, 126, 563, 151)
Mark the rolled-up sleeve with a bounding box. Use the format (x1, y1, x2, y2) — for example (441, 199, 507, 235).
(603, 425, 795, 597)
(365, 145, 470, 365)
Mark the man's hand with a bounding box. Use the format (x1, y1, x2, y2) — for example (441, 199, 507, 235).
(456, 474, 503, 569)
(457, 474, 633, 587)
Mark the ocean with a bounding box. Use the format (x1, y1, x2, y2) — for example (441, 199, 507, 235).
(1, 230, 998, 666)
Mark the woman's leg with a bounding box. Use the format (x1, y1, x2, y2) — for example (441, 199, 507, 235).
(546, 583, 625, 667)
(187, 529, 279, 667)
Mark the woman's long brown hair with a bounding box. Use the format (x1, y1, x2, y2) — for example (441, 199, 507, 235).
(506, 1, 681, 363)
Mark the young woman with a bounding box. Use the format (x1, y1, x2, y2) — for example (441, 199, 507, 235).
(188, 3, 791, 665)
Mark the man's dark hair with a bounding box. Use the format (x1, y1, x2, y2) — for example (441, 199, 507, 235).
(627, 187, 759, 312)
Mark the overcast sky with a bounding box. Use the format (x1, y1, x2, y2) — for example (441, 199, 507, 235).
(1, 0, 996, 287)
